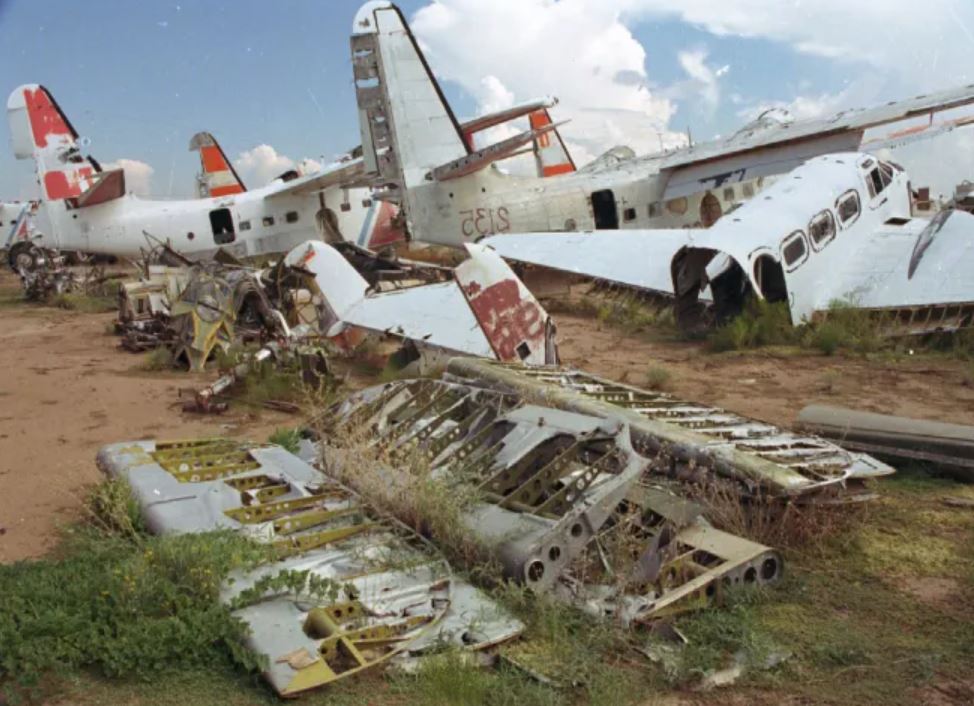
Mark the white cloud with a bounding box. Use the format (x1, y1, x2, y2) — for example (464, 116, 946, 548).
(233, 145, 296, 187)
(105, 158, 154, 197)
(233, 145, 323, 187)
(412, 0, 684, 167)
(615, 0, 974, 88)
(672, 48, 730, 115)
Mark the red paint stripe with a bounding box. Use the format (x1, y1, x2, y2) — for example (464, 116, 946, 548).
(209, 184, 245, 197)
(43, 167, 93, 200)
(25, 87, 74, 149)
(367, 202, 405, 249)
(542, 163, 574, 177)
(200, 145, 230, 173)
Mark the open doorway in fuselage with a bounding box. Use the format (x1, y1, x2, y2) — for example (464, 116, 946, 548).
(591, 190, 619, 229)
(209, 208, 235, 245)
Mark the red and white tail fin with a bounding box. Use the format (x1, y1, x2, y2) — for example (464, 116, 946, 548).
(456, 243, 557, 365)
(529, 108, 576, 178)
(188, 132, 246, 197)
(7, 84, 101, 201)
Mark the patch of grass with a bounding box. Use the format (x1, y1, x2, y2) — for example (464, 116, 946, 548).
(0, 479, 269, 701)
(140, 347, 174, 371)
(644, 365, 672, 390)
(670, 587, 776, 685)
(808, 301, 884, 356)
(709, 300, 799, 352)
(268, 427, 302, 454)
(50, 292, 117, 313)
(240, 359, 307, 408)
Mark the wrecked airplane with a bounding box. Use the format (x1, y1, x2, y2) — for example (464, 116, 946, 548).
(486, 152, 974, 335)
(350, 1, 974, 248)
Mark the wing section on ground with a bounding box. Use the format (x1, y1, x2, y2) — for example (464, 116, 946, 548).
(657, 83, 974, 199)
(284, 241, 553, 363)
(484, 230, 697, 297)
(264, 157, 366, 199)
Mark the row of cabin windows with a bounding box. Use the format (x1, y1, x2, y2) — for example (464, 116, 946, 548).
(780, 189, 861, 270)
(238, 210, 300, 232)
(643, 182, 757, 221)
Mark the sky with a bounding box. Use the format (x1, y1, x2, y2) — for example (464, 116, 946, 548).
(2, 0, 974, 201)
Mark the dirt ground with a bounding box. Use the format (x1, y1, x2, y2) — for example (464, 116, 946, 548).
(0, 271, 292, 563)
(556, 313, 974, 426)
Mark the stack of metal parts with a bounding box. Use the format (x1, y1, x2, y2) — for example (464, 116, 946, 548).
(444, 360, 895, 502)
(96, 438, 523, 696)
(326, 359, 879, 625)
(116, 266, 189, 352)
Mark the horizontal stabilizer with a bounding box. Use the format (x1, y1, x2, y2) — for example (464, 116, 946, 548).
(460, 97, 558, 145)
(431, 121, 567, 181)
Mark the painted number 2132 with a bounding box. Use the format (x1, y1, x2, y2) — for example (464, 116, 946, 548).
(459, 207, 511, 239)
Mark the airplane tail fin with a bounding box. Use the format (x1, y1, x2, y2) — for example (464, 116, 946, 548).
(529, 108, 576, 177)
(351, 2, 469, 192)
(6, 84, 101, 201)
(189, 132, 246, 197)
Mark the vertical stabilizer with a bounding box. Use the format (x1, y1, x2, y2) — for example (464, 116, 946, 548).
(6, 84, 100, 201)
(189, 132, 246, 197)
(351, 1, 468, 193)
(529, 108, 576, 177)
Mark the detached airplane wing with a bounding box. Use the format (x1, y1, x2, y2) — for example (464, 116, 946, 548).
(658, 83, 974, 199)
(483, 230, 696, 298)
(283, 241, 556, 364)
(263, 157, 367, 199)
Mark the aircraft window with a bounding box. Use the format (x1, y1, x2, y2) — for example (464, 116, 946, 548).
(361, 198, 372, 208)
(210, 208, 235, 245)
(648, 202, 662, 218)
(808, 210, 836, 250)
(781, 231, 808, 270)
(239, 220, 251, 231)
(285, 211, 299, 224)
(262, 216, 275, 227)
(723, 187, 735, 202)
(340, 203, 352, 212)
(623, 207, 636, 222)
(666, 197, 688, 216)
(835, 189, 861, 227)
(742, 183, 755, 198)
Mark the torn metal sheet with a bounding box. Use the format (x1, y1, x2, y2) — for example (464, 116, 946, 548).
(326, 372, 784, 625)
(443, 359, 893, 501)
(797, 404, 974, 482)
(96, 438, 522, 696)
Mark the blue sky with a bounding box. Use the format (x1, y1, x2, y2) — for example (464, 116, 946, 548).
(2, 0, 973, 199)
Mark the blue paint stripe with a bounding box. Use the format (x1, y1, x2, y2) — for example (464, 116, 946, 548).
(356, 201, 377, 247)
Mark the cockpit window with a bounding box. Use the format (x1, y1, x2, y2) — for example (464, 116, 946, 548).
(835, 189, 861, 227)
(781, 230, 808, 271)
(866, 162, 894, 198)
(808, 209, 836, 250)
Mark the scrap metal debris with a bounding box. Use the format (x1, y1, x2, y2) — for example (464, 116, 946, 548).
(797, 404, 974, 482)
(323, 359, 809, 626)
(96, 438, 523, 696)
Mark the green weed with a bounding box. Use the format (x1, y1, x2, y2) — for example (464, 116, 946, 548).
(0, 480, 269, 700)
(644, 365, 672, 390)
(50, 292, 117, 313)
(267, 427, 302, 454)
(140, 347, 174, 371)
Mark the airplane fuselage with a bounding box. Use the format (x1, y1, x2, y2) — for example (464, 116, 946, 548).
(40, 181, 379, 260)
(401, 163, 768, 248)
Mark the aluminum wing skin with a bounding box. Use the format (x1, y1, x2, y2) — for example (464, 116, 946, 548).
(339, 281, 496, 358)
(657, 83, 974, 199)
(263, 157, 367, 199)
(820, 209, 974, 313)
(286, 240, 554, 364)
(484, 230, 697, 297)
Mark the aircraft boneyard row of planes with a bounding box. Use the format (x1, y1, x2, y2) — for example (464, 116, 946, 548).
(6, 1, 974, 697)
(7, 0, 974, 342)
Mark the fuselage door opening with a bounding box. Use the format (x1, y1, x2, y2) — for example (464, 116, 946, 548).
(209, 208, 236, 245)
